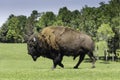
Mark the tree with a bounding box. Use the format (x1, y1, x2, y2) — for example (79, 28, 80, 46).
(70, 10, 81, 29)
(57, 7, 72, 26)
(111, 16, 120, 48)
(6, 16, 22, 43)
(109, 0, 120, 17)
(0, 15, 27, 43)
(80, 6, 98, 36)
(0, 0, 120, 43)
(97, 23, 114, 41)
(0, 23, 8, 42)
(16, 15, 27, 42)
(37, 12, 56, 28)
(24, 10, 39, 42)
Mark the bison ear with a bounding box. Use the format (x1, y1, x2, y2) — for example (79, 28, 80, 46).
(33, 37, 36, 42)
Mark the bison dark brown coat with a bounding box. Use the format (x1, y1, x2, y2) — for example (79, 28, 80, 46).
(27, 26, 96, 69)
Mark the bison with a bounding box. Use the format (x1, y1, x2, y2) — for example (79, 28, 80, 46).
(27, 26, 96, 69)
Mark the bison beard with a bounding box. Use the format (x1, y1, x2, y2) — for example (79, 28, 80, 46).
(27, 26, 97, 69)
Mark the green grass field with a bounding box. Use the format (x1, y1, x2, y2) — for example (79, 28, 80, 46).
(0, 43, 120, 80)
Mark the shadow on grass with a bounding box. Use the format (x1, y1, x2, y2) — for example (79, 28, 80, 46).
(84, 56, 120, 65)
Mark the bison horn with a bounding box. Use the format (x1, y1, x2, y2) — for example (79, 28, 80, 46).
(33, 37, 36, 42)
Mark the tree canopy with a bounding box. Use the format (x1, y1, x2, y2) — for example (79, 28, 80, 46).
(0, 0, 120, 43)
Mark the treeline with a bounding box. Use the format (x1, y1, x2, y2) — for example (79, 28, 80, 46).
(0, 0, 120, 43)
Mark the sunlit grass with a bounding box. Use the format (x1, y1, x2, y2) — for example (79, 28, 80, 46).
(0, 43, 120, 80)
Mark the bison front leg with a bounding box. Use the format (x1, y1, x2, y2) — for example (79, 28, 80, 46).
(74, 53, 85, 69)
(52, 54, 64, 69)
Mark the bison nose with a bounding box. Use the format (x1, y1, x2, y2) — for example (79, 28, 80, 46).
(32, 56, 37, 61)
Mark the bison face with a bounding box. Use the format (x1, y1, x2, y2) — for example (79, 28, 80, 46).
(27, 36, 40, 61)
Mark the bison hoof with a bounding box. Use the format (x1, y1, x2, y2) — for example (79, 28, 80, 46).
(74, 66, 78, 69)
(61, 65, 64, 68)
(60, 64, 64, 68)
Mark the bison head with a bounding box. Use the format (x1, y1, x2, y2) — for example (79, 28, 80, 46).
(27, 34, 42, 61)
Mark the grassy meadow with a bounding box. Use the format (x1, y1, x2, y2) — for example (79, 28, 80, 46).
(0, 43, 120, 80)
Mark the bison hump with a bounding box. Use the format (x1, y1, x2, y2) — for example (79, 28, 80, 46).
(41, 27, 59, 50)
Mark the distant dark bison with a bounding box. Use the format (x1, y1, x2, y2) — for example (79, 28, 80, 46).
(27, 26, 96, 69)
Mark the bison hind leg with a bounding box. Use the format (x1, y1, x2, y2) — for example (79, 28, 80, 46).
(88, 52, 97, 68)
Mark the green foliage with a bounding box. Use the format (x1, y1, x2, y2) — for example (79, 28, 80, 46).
(24, 10, 39, 40)
(57, 7, 72, 26)
(70, 10, 81, 29)
(0, 23, 8, 42)
(97, 23, 114, 41)
(37, 12, 56, 28)
(53, 20, 64, 26)
(0, 0, 120, 43)
(111, 17, 120, 28)
(6, 17, 20, 42)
